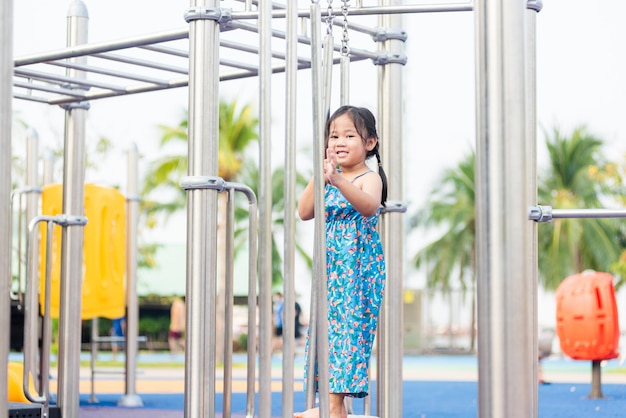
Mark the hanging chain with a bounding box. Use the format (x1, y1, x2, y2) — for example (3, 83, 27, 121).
(341, 0, 350, 56)
(326, 0, 334, 36)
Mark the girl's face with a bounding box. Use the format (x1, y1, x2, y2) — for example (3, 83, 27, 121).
(327, 114, 376, 169)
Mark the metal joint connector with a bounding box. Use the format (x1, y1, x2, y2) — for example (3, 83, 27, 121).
(527, 0, 543, 12)
(54, 215, 88, 227)
(60, 101, 90, 111)
(184, 7, 225, 23)
(372, 52, 407, 66)
(372, 28, 408, 43)
(528, 205, 552, 222)
(180, 175, 226, 192)
(380, 200, 408, 214)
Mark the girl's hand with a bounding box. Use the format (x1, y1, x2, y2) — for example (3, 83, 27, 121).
(324, 148, 339, 185)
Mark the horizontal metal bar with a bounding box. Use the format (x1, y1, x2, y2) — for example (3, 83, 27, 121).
(528, 205, 626, 222)
(230, 2, 473, 20)
(93, 52, 189, 75)
(14, 28, 189, 67)
(139, 44, 189, 58)
(13, 79, 87, 98)
(12, 93, 49, 104)
(15, 68, 126, 93)
(48, 77, 189, 105)
(46, 60, 171, 87)
(552, 208, 626, 219)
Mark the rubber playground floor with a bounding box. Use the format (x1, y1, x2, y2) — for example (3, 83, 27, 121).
(35, 352, 626, 417)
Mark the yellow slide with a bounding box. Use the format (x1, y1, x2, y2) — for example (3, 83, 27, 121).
(7, 362, 36, 403)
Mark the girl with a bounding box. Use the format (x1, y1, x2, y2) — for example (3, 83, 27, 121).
(296, 106, 388, 418)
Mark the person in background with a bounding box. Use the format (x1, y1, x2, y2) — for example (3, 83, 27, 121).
(272, 292, 285, 352)
(111, 316, 126, 361)
(169, 296, 186, 354)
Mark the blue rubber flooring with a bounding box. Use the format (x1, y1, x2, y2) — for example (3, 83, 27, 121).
(79, 380, 626, 417)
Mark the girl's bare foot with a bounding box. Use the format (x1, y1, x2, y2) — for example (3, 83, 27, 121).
(293, 405, 347, 418)
(293, 407, 318, 418)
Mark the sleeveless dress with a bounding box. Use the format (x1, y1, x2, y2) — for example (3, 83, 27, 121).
(304, 171, 386, 398)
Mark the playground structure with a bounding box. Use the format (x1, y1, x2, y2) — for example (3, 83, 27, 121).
(4, 1, 626, 418)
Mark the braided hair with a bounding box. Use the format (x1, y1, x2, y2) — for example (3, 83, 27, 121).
(325, 105, 388, 207)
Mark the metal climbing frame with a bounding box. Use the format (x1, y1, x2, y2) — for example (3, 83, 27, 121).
(0, 0, 564, 418)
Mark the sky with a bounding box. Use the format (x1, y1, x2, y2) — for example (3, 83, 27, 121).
(10, 1, 626, 336)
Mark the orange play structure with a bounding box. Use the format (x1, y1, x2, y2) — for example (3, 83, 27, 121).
(555, 271, 620, 360)
(39, 183, 126, 320)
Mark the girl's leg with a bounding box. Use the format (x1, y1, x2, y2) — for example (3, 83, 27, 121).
(329, 393, 347, 418)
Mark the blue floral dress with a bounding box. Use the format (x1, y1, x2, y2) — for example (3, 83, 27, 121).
(304, 175, 386, 398)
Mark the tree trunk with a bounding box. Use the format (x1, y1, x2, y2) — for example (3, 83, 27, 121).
(470, 289, 476, 353)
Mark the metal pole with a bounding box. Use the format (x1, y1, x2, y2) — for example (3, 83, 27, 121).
(529, 206, 626, 221)
(309, 3, 330, 417)
(526, 1, 542, 416)
(25, 130, 41, 394)
(43, 151, 56, 185)
(258, 0, 274, 416)
(223, 190, 235, 418)
(377, 2, 405, 417)
(90, 317, 99, 403)
(475, 0, 534, 417)
(184, 1, 220, 417)
(282, 0, 298, 416)
(244, 185, 257, 418)
(57, 3, 89, 418)
(119, 143, 143, 407)
(0, 0, 12, 414)
(26, 130, 40, 306)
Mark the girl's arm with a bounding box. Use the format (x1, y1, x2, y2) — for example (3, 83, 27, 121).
(298, 177, 316, 220)
(328, 172, 382, 217)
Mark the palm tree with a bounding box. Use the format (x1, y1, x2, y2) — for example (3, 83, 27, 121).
(411, 150, 477, 352)
(141, 99, 259, 222)
(141, 99, 258, 364)
(411, 127, 626, 352)
(537, 126, 625, 291)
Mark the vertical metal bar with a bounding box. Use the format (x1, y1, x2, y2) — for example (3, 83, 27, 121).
(57, 3, 89, 417)
(184, 2, 220, 418)
(40, 221, 54, 405)
(310, 3, 330, 417)
(305, 4, 322, 410)
(258, 0, 274, 416)
(282, 0, 298, 416)
(475, 0, 533, 417)
(120, 143, 143, 407)
(0, 0, 12, 409)
(223, 189, 235, 418)
(244, 187, 258, 418)
(323, 34, 334, 117)
(23, 217, 54, 408)
(340, 55, 349, 105)
(378, 2, 405, 416)
(526, 2, 542, 416)
(26, 130, 39, 308)
(43, 151, 56, 185)
(90, 317, 99, 403)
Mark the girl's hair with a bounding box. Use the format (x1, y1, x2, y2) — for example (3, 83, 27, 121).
(324, 105, 388, 206)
